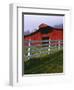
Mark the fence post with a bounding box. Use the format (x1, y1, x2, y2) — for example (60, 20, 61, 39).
(58, 40, 60, 50)
(28, 39, 31, 60)
(48, 39, 50, 54)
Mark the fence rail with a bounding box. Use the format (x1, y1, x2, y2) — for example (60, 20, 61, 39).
(24, 40, 63, 61)
(24, 40, 63, 42)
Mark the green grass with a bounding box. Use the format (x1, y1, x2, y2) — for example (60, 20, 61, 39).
(24, 46, 63, 60)
(24, 49, 63, 74)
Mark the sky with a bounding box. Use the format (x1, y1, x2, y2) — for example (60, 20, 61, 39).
(24, 14, 64, 33)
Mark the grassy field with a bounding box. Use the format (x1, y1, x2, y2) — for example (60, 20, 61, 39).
(24, 49, 63, 74)
(24, 46, 63, 60)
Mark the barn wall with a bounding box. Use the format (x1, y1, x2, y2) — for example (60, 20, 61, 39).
(24, 29, 63, 41)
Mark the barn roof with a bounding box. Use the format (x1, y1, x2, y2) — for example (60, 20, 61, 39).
(39, 23, 49, 29)
(24, 24, 63, 37)
(24, 26, 53, 37)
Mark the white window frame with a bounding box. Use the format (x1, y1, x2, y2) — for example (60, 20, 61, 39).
(9, 4, 71, 86)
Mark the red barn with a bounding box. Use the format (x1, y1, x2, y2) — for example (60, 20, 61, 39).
(24, 23, 63, 46)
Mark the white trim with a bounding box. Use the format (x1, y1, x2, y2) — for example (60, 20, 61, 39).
(9, 4, 71, 86)
(9, 4, 18, 86)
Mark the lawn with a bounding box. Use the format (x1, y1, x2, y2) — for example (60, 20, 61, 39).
(24, 49, 63, 74)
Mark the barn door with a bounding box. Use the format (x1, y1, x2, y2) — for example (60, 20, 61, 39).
(42, 37, 49, 47)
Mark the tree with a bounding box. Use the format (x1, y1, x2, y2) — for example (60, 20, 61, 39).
(24, 30, 30, 35)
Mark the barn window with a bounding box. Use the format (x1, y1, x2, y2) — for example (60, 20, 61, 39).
(42, 37, 49, 47)
(41, 29, 49, 34)
(40, 26, 53, 34)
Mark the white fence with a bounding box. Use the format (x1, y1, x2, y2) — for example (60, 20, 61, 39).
(24, 40, 63, 61)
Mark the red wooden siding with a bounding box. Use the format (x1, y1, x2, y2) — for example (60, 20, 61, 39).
(24, 24, 63, 46)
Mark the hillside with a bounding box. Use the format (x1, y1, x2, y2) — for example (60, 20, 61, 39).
(24, 50, 63, 74)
